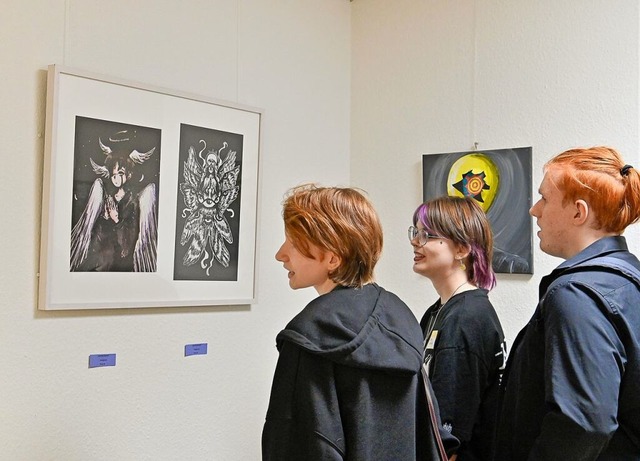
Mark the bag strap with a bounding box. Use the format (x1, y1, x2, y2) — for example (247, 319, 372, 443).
(561, 255, 640, 338)
(569, 256, 640, 286)
(421, 364, 449, 461)
(563, 255, 640, 450)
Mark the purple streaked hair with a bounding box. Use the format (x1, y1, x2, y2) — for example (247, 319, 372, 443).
(413, 196, 496, 291)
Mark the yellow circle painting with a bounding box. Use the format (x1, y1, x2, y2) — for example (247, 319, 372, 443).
(447, 153, 499, 212)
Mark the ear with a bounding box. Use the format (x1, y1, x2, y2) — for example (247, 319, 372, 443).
(573, 199, 589, 226)
(326, 251, 342, 271)
(455, 243, 471, 260)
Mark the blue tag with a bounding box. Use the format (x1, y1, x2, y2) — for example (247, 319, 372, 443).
(89, 354, 116, 368)
(185, 343, 208, 356)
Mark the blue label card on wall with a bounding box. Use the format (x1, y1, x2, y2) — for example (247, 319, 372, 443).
(185, 343, 208, 356)
(89, 354, 116, 368)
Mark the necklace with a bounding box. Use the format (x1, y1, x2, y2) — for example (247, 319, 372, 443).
(428, 281, 467, 334)
(444, 281, 468, 305)
(429, 281, 468, 333)
(422, 280, 469, 370)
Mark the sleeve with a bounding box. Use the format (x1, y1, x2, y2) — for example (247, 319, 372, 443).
(528, 282, 625, 460)
(421, 372, 461, 458)
(263, 343, 346, 461)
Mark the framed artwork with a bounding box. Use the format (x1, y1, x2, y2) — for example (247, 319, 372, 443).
(422, 147, 533, 274)
(38, 64, 262, 310)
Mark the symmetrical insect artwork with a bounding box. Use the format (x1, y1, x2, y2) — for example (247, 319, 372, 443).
(174, 123, 243, 281)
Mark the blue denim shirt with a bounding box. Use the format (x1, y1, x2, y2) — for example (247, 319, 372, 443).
(495, 236, 640, 460)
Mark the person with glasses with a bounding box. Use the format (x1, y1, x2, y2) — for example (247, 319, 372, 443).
(263, 184, 459, 461)
(410, 196, 505, 461)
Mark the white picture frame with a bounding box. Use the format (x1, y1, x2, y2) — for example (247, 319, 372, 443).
(38, 64, 262, 310)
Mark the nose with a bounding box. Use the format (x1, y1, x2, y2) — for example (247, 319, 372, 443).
(275, 243, 286, 262)
(529, 200, 540, 217)
(408, 228, 419, 247)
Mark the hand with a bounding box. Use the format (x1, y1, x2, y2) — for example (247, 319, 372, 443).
(105, 196, 119, 223)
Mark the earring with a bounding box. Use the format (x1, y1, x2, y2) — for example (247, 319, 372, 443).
(457, 258, 466, 271)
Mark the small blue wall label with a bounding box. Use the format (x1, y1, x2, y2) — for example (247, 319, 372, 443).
(185, 343, 208, 356)
(89, 354, 116, 368)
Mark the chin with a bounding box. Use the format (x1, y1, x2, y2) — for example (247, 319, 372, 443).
(412, 266, 426, 277)
(540, 245, 560, 259)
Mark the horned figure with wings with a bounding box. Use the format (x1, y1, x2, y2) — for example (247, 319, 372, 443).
(70, 132, 158, 272)
(179, 140, 240, 275)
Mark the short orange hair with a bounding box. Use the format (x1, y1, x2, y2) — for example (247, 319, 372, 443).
(281, 184, 383, 288)
(545, 146, 640, 233)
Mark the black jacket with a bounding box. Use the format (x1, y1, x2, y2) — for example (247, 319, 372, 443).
(262, 283, 458, 460)
(495, 236, 640, 460)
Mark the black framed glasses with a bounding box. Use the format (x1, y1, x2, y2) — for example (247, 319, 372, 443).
(408, 226, 442, 246)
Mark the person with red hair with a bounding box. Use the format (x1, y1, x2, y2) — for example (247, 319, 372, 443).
(262, 184, 459, 461)
(495, 146, 640, 460)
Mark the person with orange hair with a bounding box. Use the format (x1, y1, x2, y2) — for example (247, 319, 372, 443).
(495, 147, 640, 460)
(262, 184, 459, 461)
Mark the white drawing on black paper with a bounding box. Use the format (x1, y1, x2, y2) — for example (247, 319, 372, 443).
(178, 140, 240, 275)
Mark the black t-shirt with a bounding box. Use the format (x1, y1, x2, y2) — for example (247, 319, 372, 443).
(420, 289, 505, 461)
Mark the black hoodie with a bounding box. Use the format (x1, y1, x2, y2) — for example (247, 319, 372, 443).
(262, 283, 458, 460)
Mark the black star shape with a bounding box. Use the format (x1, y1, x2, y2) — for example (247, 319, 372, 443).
(452, 170, 490, 203)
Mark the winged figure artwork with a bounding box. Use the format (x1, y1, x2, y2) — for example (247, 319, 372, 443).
(178, 140, 240, 275)
(70, 132, 158, 272)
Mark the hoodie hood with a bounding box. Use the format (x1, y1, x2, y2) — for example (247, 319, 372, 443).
(276, 284, 423, 375)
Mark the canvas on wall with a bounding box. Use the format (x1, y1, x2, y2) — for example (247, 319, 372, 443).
(422, 147, 533, 274)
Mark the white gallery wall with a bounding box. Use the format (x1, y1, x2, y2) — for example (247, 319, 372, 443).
(0, 1, 350, 460)
(1, 0, 639, 460)
(351, 0, 640, 344)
